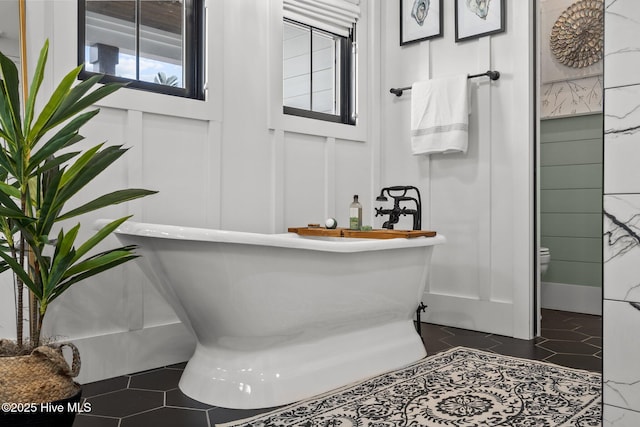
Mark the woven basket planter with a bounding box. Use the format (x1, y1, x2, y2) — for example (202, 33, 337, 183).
(0, 341, 81, 427)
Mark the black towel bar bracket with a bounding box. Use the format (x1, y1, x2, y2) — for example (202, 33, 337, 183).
(389, 70, 500, 97)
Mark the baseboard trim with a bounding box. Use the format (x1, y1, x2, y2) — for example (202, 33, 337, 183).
(421, 293, 516, 337)
(541, 282, 602, 315)
(71, 322, 195, 384)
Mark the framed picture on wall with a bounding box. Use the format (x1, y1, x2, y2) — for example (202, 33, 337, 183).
(455, 0, 505, 42)
(400, 0, 443, 46)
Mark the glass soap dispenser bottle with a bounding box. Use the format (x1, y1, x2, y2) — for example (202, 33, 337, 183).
(349, 195, 362, 230)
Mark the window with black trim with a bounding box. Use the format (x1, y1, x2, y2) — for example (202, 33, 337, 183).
(78, 0, 205, 100)
(283, 19, 356, 125)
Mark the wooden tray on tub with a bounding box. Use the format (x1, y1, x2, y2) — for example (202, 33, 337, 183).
(288, 227, 437, 239)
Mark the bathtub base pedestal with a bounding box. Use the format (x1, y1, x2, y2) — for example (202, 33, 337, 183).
(178, 320, 426, 409)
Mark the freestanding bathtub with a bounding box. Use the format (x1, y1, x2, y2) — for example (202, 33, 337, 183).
(102, 220, 445, 409)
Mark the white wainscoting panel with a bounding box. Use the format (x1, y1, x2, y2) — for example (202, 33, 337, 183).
(142, 113, 210, 226)
(283, 132, 327, 227)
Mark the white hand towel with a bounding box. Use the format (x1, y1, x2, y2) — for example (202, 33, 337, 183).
(410, 75, 469, 155)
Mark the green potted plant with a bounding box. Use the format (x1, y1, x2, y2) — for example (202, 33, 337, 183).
(0, 40, 155, 425)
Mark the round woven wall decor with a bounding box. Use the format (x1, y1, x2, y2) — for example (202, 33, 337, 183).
(550, 0, 603, 68)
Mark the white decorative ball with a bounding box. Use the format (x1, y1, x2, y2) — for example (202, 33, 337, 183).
(325, 218, 337, 229)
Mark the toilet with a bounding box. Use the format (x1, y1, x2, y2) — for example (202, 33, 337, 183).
(540, 247, 551, 276)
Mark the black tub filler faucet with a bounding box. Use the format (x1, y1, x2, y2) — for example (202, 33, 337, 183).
(375, 186, 422, 230)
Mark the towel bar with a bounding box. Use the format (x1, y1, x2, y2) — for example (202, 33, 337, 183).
(390, 70, 500, 97)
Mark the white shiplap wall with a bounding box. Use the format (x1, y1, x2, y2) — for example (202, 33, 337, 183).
(380, 0, 536, 338)
(0, 0, 536, 384)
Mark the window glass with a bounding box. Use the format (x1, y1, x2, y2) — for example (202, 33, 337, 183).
(139, 0, 184, 87)
(79, 0, 203, 99)
(84, 0, 136, 79)
(311, 30, 338, 114)
(282, 19, 354, 125)
(283, 21, 311, 110)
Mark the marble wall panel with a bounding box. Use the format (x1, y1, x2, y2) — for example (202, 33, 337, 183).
(603, 0, 640, 419)
(604, 195, 640, 303)
(604, 85, 640, 194)
(603, 300, 640, 412)
(604, 0, 640, 89)
(604, 405, 640, 426)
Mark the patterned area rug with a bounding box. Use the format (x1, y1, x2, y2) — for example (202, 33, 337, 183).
(218, 347, 601, 427)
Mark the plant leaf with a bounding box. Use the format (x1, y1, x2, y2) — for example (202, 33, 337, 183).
(47, 74, 103, 125)
(66, 247, 135, 279)
(27, 64, 82, 145)
(0, 205, 33, 221)
(0, 180, 20, 199)
(48, 79, 125, 129)
(51, 253, 138, 301)
(0, 84, 18, 145)
(0, 51, 22, 136)
(69, 216, 131, 263)
(56, 145, 128, 204)
(58, 189, 157, 221)
(36, 151, 80, 176)
(35, 163, 64, 236)
(0, 250, 37, 297)
(28, 129, 84, 171)
(43, 226, 79, 300)
(58, 143, 103, 188)
(23, 40, 50, 135)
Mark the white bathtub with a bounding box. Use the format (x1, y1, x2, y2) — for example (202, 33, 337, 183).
(103, 220, 445, 409)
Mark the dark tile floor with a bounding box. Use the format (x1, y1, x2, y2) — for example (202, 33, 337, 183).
(73, 309, 601, 427)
